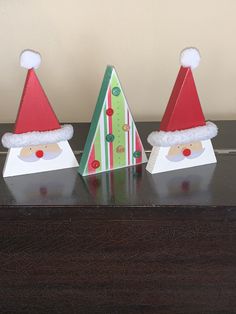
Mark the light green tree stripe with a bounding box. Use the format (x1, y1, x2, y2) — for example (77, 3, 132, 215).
(104, 103, 109, 170)
(111, 72, 126, 168)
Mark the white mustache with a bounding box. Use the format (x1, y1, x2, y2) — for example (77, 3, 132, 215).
(166, 148, 205, 162)
(18, 150, 62, 162)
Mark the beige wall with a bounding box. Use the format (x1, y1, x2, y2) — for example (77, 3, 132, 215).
(0, 0, 235, 122)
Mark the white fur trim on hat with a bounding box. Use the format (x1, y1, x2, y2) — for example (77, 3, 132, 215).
(2, 124, 74, 148)
(20, 49, 41, 69)
(180, 47, 201, 69)
(147, 121, 217, 147)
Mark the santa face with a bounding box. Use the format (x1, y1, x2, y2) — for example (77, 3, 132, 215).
(166, 141, 204, 162)
(146, 139, 217, 174)
(3, 140, 79, 177)
(18, 143, 62, 162)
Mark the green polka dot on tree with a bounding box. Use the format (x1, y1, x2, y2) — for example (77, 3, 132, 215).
(112, 87, 121, 96)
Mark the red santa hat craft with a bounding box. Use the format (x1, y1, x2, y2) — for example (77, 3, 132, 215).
(2, 50, 73, 149)
(147, 48, 218, 147)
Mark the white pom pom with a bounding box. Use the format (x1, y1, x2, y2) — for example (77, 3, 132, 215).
(180, 47, 201, 69)
(20, 49, 41, 69)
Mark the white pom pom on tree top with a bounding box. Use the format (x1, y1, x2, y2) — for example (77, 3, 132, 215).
(20, 49, 41, 69)
(180, 47, 201, 69)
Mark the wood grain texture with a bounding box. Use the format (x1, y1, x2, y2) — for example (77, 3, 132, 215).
(0, 214, 236, 314)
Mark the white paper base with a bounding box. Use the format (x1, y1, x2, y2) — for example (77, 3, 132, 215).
(146, 139, 216, 174)
(3, 140, 79, 177)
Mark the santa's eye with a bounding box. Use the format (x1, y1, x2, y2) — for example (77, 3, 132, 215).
(190, 144, 192, 146)
(177, 146, 180, 149)
(29, 148, 32, 150)
(45, 145, 47, 148)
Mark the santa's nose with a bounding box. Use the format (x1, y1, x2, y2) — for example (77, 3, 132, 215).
(182, 148, 191, 157)
(35, 150, 44, 158)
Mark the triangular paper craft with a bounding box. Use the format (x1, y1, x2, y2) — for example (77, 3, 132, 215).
(1, 50, 78, 177)
(146, 48, 217, 174)
(79, 66, 147, 176)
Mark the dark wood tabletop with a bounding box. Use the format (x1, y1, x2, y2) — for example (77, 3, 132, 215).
(0, 121, 236, 314)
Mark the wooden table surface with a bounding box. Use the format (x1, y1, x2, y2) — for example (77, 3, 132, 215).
(0, 121, 236, 314)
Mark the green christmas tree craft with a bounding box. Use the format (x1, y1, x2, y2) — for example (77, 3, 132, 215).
(79, 66, 147, 176)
